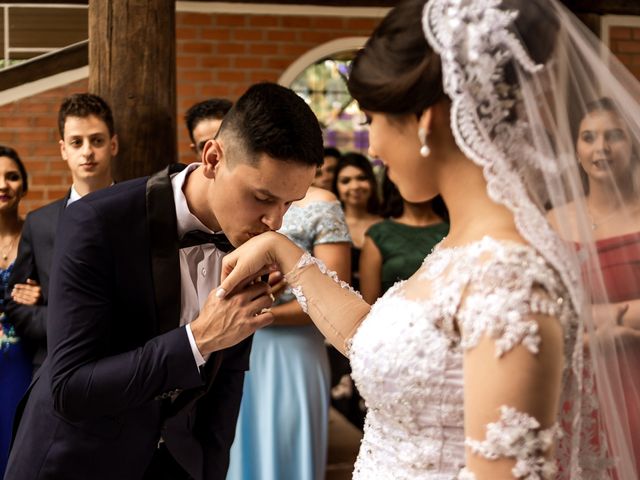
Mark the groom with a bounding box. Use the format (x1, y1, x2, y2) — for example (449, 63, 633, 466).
(5, 83, 322, 480)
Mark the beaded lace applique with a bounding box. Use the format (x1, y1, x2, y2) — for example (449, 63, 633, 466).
(287, 251, 362, 314)
(461, 406, 560, 479)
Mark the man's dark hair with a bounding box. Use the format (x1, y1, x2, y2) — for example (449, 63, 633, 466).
(184, 98, 233, 143)
(58, 93, 115, 139)
(219, 83, 323, 167)
(323, 146, 342, 160)
(0, 145, 28, 193)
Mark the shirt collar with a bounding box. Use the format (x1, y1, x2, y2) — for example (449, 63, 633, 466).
(171, 162, 217, 238)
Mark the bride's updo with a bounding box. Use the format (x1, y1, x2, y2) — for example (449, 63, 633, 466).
(348, 0, 558, 119)
(347, 0, 445, 117)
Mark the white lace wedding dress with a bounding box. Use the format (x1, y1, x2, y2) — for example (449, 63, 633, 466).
(342, 237, 574, 479)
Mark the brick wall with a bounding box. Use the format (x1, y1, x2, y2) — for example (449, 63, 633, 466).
(0, 11, 381, 214)
(608, 25, 640, 81)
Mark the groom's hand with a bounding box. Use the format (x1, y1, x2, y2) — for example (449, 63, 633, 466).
(190, 279, 274, 355)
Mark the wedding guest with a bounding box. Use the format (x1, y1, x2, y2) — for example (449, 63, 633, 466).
(6, 93, 117, 374)
(330, 152, 381, 428)
(549, 96, 640, 467)
(185, 98, 233, 160)
(313, 147, 341, 191)
(227, 185, 350, 480)
(0, 146, 36, 477)
(360, 174, 448, 303)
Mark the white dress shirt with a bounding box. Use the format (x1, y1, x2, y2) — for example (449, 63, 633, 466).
(171, 163, 226, 368)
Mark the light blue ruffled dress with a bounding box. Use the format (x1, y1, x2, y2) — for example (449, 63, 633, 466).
(227, 201, 350, 480)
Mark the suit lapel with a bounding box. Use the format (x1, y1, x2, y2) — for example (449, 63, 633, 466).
(146, 164, 185, 335)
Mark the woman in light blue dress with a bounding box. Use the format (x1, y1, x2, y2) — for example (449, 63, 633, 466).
(227, 186, 351, 480)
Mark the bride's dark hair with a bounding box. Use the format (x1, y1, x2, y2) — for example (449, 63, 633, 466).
(348, 0, 558, 119)
(347, 0, 445, 117)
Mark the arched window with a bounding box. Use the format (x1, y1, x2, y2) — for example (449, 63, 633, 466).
(279, 38, 370, 154)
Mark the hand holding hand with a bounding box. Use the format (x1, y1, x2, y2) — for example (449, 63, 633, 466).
(190, 277, 275, 355)
(217, 231, 303, 300)
(11, 279, 42, 306)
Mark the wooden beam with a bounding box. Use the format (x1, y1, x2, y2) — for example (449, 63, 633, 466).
(89, 0, 177, 181)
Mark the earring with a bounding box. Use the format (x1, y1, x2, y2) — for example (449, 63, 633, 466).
(418, 127, 430, 157)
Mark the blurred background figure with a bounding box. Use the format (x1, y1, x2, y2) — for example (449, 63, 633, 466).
(313, 147, 342, 191)
(360, 174, 449, 304)
(329, 152, 382, 429)
(227, 185, 350, 480)
(184, 98, 233, 160)
(574, 97, 640, 465)
(0, 146, 36, 478)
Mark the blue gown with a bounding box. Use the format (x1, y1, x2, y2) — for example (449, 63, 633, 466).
(227, 201, 350, 480)
(0, 264, 32, 477)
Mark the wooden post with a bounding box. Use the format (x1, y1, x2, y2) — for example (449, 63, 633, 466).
(88, 0, 176, 181)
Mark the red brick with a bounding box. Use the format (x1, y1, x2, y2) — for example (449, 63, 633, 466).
(283, 17, 312, 28)
(216, 15, 246, 27)
(615, 40, 640, 54)
(311, 17, 345, 29)
(265, 57, 292, 70)
(201, 57, 231, 69)
(218, 71, 246, 83)
(181, 42, 213, 54)
(21, 131, 53, 142)
(234, 56, 264, 69)
(249, 43, 278, 55)
(201, 85, 232, 97)
(177, 56, 198, 69)
(176, 27, 198, 40)
(250, 16, 279, 27)
(177, 84, 197, 97)
(22, 160, 49, 172)
(33, 117, 57, 128)
(233, 29, 264, 42)
(346, 18, 379, 31)
(1, 117, 32, 128)
(249, 70, 279, 83)
(267, 30, 297, 42)
(610, 26, 632, 40)
(280, 44, 312, 57)
(633, 29, 640, 41)
(201, 29, 231, 41)
(179, 13, 211, 26)
(182, 70, 213, 82)
(299, 30, 334, 43)
(0, 131, 16, 142)
(217, 43, 246, 55)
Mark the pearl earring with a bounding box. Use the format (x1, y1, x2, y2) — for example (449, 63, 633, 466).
(418, 127, 430, 157)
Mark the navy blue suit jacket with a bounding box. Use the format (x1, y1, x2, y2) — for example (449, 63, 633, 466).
(5, 165, 251, 480)
(5, 194, 69, 370)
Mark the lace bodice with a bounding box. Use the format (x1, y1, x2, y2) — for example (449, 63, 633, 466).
(345, 237, 576, 479)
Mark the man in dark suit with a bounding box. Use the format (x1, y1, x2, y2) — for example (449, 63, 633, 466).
(4, 82, 323, 480)
(5, 93, 117, 373)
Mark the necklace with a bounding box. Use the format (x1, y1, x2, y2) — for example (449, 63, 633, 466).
(0, 234, 19, 261)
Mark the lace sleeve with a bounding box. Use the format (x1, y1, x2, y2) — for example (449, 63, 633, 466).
(285, 252, 369, 356)
(453, 244, 573, 478)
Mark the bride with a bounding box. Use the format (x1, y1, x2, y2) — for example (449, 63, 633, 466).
(218, 0, 640, 478)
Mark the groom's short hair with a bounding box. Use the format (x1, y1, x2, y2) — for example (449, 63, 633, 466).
(218, 82, 323, 167)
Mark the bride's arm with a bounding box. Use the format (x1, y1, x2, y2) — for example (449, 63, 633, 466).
(461, 312, 564, 479)
(219, 231, 371, 355)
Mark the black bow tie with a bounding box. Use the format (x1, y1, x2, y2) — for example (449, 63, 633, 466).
(179, 230, 234, 252)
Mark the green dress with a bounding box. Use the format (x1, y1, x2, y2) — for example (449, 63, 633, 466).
(365, 219, 449, 295)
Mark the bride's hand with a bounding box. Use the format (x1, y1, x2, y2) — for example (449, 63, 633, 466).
(217, 231, 304, 299)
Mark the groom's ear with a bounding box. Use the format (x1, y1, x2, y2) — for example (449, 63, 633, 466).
(202, 139, 224, 179)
